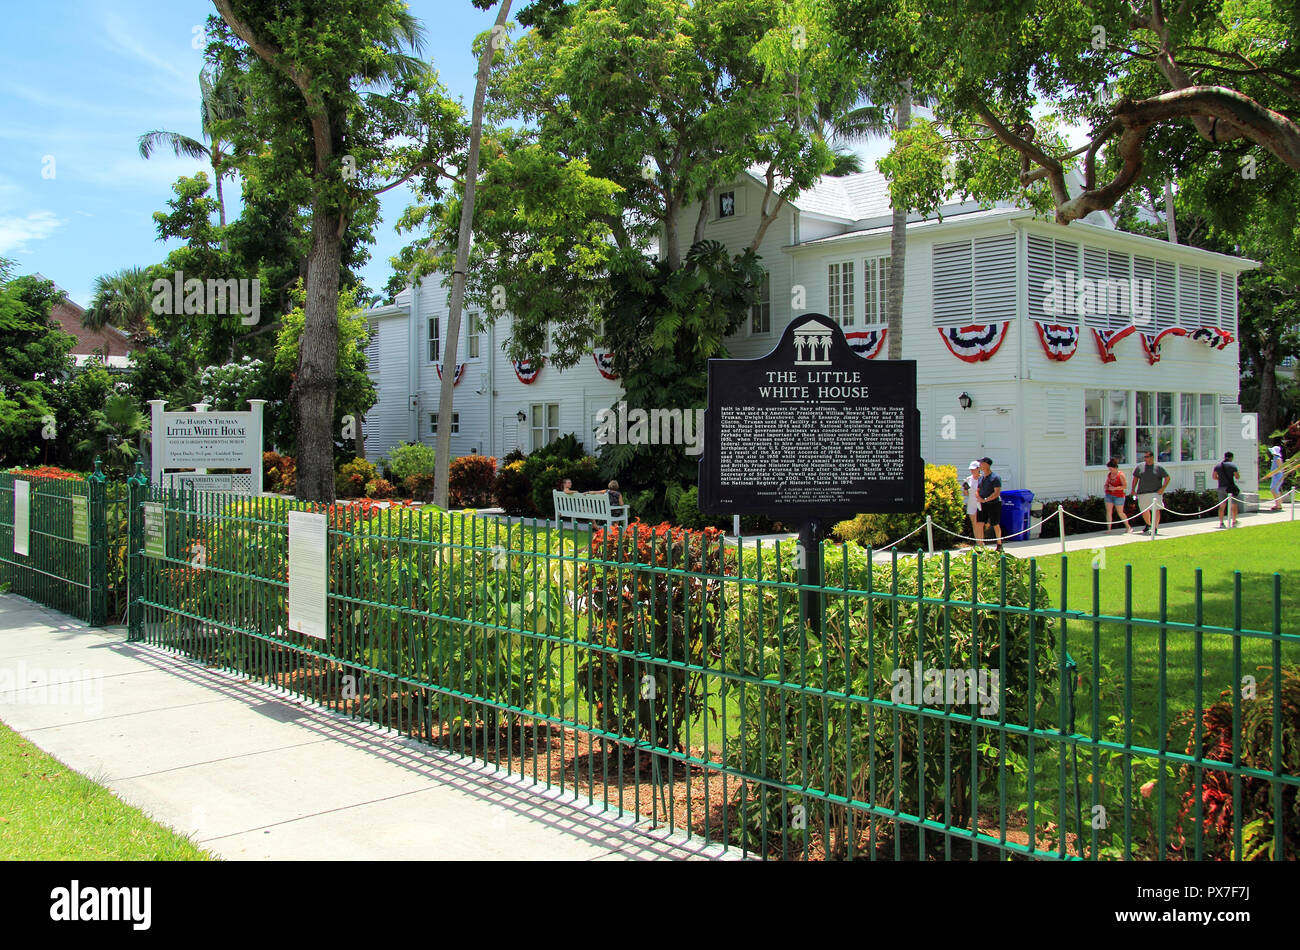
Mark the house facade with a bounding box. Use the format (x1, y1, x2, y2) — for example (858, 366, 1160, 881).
(363, 169, 1258, 502)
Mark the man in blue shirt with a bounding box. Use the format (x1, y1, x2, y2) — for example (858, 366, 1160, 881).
(977, 457, 1003, 552)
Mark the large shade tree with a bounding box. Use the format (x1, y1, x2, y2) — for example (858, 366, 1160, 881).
(208, 0, 464, 501)
(831, 0, 1300, 223)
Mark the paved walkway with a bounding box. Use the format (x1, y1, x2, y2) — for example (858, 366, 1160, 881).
(0, 597, 727, 861)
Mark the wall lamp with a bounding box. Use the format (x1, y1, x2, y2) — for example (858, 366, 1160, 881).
(516, 410, 527, 423)
(957, 392, 973, 410)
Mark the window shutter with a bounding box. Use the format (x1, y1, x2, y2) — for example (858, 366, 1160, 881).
(1045, 390, 1067, 437)
(1154, 260, 1177, 330)
(1200, 268, 1220, 329)
(932, 240, 973, 325)
(1179, 264, 1200, 328)
(1220, 272, 1237, 336)
(1107, 250, 1132, 328)
(1082, 246, 1107, 327)
(1028, 235, 1055, 322)
(973, 234, 1016, 322)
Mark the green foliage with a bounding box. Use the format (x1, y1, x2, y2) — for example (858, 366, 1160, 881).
(385, 442, 437, 482)
(492, 459, 535, 516)
(46, 362, 115, 470)
(723, 544, 1057, 855)
(75, 394, 147, 479)
(673, 485, 729, 531)
(0, 263, 75, 466)
(364, 477, 394, 499)
(530, 456, 602, 517)
(447, 455, 497, 508)
(832, 464, 966, 550)
(335, 457, 379, 498)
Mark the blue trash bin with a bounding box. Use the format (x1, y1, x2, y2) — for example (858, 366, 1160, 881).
(1000, 489, 1034, 542)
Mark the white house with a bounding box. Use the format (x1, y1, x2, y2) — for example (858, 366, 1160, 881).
(363, 168, 1258, 502)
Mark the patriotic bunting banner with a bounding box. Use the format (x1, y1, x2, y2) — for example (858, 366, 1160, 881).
(592, 351, 618, 380)
(845, 325, 888, 360)
(513, 358, 543, 384)
(937, 323, 1009, 363)
(1190, 326, 1234, 350)
(1138, 333, 1162, 365)
(1032, 321, 1079, 361)
(1092, 325, 1136, 363)
(435, 362, 467, 385)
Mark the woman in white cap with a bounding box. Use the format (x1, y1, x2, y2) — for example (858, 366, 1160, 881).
(960, 460, 983, 546)
(1267, 445, 1285, 511)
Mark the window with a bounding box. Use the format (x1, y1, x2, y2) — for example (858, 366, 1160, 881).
(1179, 393, 1218, 461)
(531, 403, 559, 451)
(428, 317, 439, 362)
(828, 261, 855, 326)
(1136, 391, 1175, 462)
(467, 312, 481, 359)
(718, 191, 736, 218)
(864, 256, 890, 325)
(1085, 389, 1130, 466)
(430, 412, 459, 435)
(932, 235, 1015, 326)
(750, 270, 771, 334)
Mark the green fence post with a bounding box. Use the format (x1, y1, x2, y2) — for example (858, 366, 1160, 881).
(127, 460, 147, 641)
(88, 459, 108, 626)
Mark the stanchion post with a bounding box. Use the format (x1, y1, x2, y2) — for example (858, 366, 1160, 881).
(925, 514, 934, 553)
(1058, 505, 1066, 555)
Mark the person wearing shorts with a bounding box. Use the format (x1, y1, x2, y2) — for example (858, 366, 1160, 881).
(960, 460, 984, 547)
(1267, 445, 1284, 511)
(1213, 452, 1240, 527)
(1131, 451, 1170, 536)
(1103, 458, 1130, 532)
(976, 457, 1003, 552)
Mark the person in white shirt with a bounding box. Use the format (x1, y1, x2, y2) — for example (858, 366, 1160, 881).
(960, 460, 983, 547)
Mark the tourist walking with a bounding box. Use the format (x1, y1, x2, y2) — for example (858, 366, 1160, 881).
(1213, 451, 1241, 527)
(976, 457, 1004, 552)
(1130, 450, 1170, 536)
(1103, 458, 1130, 532)
(1267, 445, 1285, 511)
(960, 460, 984, 547)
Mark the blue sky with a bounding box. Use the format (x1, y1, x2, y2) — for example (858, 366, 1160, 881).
(0, 0, 499, 307)
(0, 1, 888, 308)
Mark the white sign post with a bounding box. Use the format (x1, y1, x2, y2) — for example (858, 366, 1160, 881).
(148, 398, 266, 493)
(287, 511, 328, 640)
(13, 480, 30, 556)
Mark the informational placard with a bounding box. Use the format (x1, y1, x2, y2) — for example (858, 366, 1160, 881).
(13, 480, 30, 556)
(698, 313, 923, 519)
(143, 503, 165, 559)
(158, 412, 259, 468)
(70, 496, 89, 545)
(287, 511, 328, 640)
(164, 473, 250, 493)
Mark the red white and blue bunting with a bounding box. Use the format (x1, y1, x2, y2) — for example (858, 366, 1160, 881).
(513, 358, 543, 384)
(845, 325, 888, 360)
(1138, 333, 1162, 365)
(1032, 322, 1079, 361)
(1092, 325, 1137, 363)
(592, 351, 618, 380)
(435, 362, 467, 385)
(937, 322, 1009, 363)
(1190, 326, 1234, 350)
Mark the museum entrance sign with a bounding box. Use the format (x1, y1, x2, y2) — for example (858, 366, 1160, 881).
(148, 399, 266, 494)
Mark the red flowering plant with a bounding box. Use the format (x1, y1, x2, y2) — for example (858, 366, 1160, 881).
(7, 465, 85, 480)
(576, 521, 735, 753)
(1172, 667, 1300, 860)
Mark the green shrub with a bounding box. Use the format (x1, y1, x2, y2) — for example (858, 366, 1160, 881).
(385, 442, 437, 483)
(492, 459, 535, 516)
(448, 455, 497, 508)
(403, 472, 437, 500)
(832, 464, 966, 550)
(673, 485, 728, 530)
(531, 455, 602, 516)
(335, 457, 378, 498)
(723, 544, 1057, 856)
(365, 477, 394, 499)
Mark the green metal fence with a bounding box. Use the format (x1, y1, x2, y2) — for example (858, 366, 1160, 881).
(123, 478, 1299, 860)
(0, 463, 128, 625)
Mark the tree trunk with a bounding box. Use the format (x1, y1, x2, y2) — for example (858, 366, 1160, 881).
(886, 84, 911, 361)
(294, 199, 342, 501)
(1257, 363, 1279, 437)
(1162, 180, 1177, 243)
(434, 0, 513, 510)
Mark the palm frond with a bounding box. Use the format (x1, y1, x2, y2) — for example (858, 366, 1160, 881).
(138, 130, 209, 161)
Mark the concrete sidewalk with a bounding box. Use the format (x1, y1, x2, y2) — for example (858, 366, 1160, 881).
(0, 596, 726, 861)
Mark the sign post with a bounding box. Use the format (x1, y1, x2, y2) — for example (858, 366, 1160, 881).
(699, 313, 923, 632)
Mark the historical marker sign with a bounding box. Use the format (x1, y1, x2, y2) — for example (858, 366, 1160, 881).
(699, 313, 923, 520)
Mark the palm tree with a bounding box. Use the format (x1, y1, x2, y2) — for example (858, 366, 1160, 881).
(138, 64, 245, 239)
(76, 393, 147, 477)
(83, 267, 154, 342)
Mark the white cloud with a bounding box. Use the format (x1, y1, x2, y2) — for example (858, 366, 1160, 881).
(97, 10, 198, 85)
(0, 210, 64, 254)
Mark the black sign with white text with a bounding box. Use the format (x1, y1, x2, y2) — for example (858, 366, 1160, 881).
(698, 313, 923, 519)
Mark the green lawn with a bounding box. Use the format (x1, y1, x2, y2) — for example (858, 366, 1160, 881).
(0, 723, 213, 860)
(1035, 521, 1300, 735)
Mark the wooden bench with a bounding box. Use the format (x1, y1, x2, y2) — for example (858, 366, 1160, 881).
(552, 490, 629, 531)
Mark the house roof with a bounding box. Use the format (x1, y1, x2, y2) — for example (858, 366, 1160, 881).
(47, 297, 140, 358)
